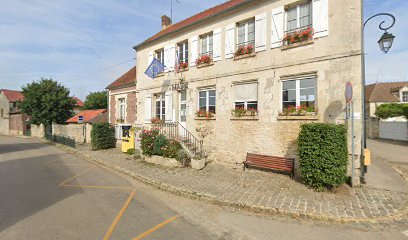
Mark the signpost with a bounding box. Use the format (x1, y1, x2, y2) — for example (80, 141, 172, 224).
(345, 82, 355, 186)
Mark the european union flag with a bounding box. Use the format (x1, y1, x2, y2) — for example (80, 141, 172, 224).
(145, 58, 165, 79)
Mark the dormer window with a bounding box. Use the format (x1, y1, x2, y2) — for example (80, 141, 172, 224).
(402, 91, 408, 103)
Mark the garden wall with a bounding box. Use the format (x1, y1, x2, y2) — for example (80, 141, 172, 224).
(52, 123, 93, 143)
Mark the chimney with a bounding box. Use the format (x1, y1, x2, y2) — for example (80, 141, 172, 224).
(161, 15, 172, 30)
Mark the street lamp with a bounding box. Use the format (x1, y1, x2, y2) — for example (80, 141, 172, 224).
(361, 13, 396, 181)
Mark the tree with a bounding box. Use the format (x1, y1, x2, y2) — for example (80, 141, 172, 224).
(82, 91, 108, 110)
(374, 103, 408, 119)
(20, 78, 76, 125)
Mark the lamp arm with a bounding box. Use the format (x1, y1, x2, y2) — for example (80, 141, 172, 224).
(364, 13, 396, 32)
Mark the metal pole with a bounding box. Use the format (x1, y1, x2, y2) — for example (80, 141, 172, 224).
(351, 102, 355, 186)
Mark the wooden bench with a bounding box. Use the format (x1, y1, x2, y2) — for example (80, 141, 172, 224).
(243, 153, 295, 179)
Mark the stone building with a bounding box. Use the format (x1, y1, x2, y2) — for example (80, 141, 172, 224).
(106, 66, 137, 139)
(0, 89, 30, 136)
(133, 0, 363, 183)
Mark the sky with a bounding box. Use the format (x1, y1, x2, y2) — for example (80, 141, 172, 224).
(0, 0, 406, 100)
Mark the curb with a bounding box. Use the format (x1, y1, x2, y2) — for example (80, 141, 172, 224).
(56, 144, 408, 224)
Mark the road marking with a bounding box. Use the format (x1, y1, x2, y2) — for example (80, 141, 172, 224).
(59, 166, 96, 186)
(48, 163, 90, 166)
(103, 190, 136, 240)
(62, 184, 133, 191)
(402, 230, 408, 237)
(131, 215, 180, 240)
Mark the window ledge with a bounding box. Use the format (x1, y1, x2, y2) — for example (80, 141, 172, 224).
(233, 52, 256, 61)
(230, 115, 259, 121)
(277, 115, 319, 121)
(196, 62, 214, 68)
(177, 68, 189, 72)
(281, 39, 314, 50)
(194, 117, 216, 121)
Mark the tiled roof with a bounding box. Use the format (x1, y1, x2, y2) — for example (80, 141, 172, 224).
(365, 82, 408, 102)
(66, 109, 107, 123)
(134, 0, 251, 48)
(72, 97, 84, 107)
(1, 89, 24, 102)
(87, 112, 108, 124)
(106, 66, 136, 90)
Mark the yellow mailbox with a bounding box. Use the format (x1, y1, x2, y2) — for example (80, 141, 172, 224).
(364, 148, 371, 166)
(121, 127, 135, 153)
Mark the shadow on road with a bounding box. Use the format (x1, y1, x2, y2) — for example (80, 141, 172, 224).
(0, 142, 49, 154)
(0, 153, 83, 232)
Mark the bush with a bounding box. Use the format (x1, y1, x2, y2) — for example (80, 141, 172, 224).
(374, 103, 408, 119)
(91, 123, 116, 150)
(164, 140, 182, 158)
(297, 123, 348, 191)
(126, 148, 135, 155)
(153, 134, 168, 156)
(140, 129, 160, 155)
(175, 149, 191, 167)
(402, 104, 408, 119)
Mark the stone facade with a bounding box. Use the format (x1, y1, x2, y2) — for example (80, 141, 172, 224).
(52, 123, 93, 143)
(0, 93, 9, 135)
(134, 0, 363, 183)
(31, 124, 45, 138)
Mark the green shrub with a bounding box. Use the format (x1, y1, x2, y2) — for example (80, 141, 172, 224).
(175, 149, 190, 167)
(374, 103, 407, 119)
(297, 123, 348, 191)
(140, 129, 160, 155)
(91, 123, 116, 150)
(164, 140, 182, 158)
(153, 134, 168, 156)
(402, 104, 408, 119)
(126, 148, 135, 155)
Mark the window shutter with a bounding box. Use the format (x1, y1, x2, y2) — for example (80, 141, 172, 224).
(168, 44, 176, 71)
(225, 23, 235, 59)
(164, 46, 170, 72)
(213, 28, 222, 62)
(148, 51, 153, 66)
(271, 6, 284, 49)
(165, 91, 173, 122)
(255, 13, 267, 52)
(144, 94, 152, 123)
(190, 36, 198, 66)
(313, 0, 329, 38)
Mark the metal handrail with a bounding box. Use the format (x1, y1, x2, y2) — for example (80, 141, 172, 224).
(154, 122, 203, 158)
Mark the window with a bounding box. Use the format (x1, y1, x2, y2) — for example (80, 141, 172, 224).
(237, 19, 255, 47)
(200, 33, 213, 56)
(178, 41, 189, 64)
(282, 77, 316, 109)
(115, 125, 132, 139)
(155, 93, 166, 120)
(234, 83, 258, 110)
(155, 48, 164, 65)
(198, 89, 216, 113)
(118, 98, 125, 120)
(402, 91, 408, 103)
(286, 2, 312, 33)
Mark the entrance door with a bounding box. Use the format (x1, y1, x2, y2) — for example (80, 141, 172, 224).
(179, 90, 187, 137)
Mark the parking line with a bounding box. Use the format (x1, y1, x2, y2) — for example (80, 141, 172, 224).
(103, 190, 136, 240)
(59, 166, 96, 186)
(131, 215, 180, 240)
(62, 184, 133, 191)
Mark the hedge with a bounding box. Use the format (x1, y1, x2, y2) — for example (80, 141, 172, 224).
(297, 123, 348, 191)
(375, 103, 408, 119)
(91, 123, 116, 150)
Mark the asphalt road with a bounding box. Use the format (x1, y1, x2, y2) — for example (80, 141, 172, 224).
(0, 136, 211, 240)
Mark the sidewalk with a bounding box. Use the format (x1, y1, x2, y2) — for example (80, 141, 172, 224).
(59, 144, 408, 223)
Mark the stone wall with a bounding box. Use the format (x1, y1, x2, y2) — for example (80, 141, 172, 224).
(31, 124, 45, 138)
(52, 123, 93, 143)
(366, 117, 380, 139)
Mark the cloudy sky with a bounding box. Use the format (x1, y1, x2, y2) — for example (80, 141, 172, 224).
(0, 0, 406, 99)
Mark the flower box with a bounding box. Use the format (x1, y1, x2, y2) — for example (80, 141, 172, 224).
(176, 62, 189, 72)
(196, 62, 214, 68)
(191, 158, 205, 170)
(196, 55, 213, 68)
(234, 52, 256, 61)
(230, 115, 259, 121)
(234, 45, 255, 60)
(281, 39, 314, 50)
(277, 115, 319, 121)
(282, 27, 314, 50)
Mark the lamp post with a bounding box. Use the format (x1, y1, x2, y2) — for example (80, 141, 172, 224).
(361, 13, 395, 179)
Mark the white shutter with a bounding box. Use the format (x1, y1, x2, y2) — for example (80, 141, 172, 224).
(213, 28, 222, 62)
(165, 91, 173, 122)
(148, 51, 154, 66)
(225, 23, 235, 59)
(163, 45, 170, 72)
(144, 94, 152, 123)
(271, 6, 284, 49)
(190, 36, 198, 66)
(313, 0, 329, 38)
(166, 44, 176, 71)
(255, 13, 267, 52)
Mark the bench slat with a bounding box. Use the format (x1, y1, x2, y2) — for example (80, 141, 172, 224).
(244, 153, 294, 178)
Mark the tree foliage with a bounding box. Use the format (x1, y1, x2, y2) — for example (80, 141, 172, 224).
(82, 91, 108, 110)
(20, 78, 75, 125)
(297, 123, 348, 191)
(374, 103, 408, 119)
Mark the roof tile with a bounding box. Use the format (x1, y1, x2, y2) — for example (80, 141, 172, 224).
(66, 109, 107, 123)
(106, 66, 136, 90)
(1, 89, 24, 102)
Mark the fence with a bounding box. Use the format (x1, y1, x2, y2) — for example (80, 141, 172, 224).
(45, 133, 76, 148)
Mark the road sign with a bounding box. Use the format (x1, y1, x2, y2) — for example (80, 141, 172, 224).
(345, 82, 353, 103)
(78, 115, 84, 124)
